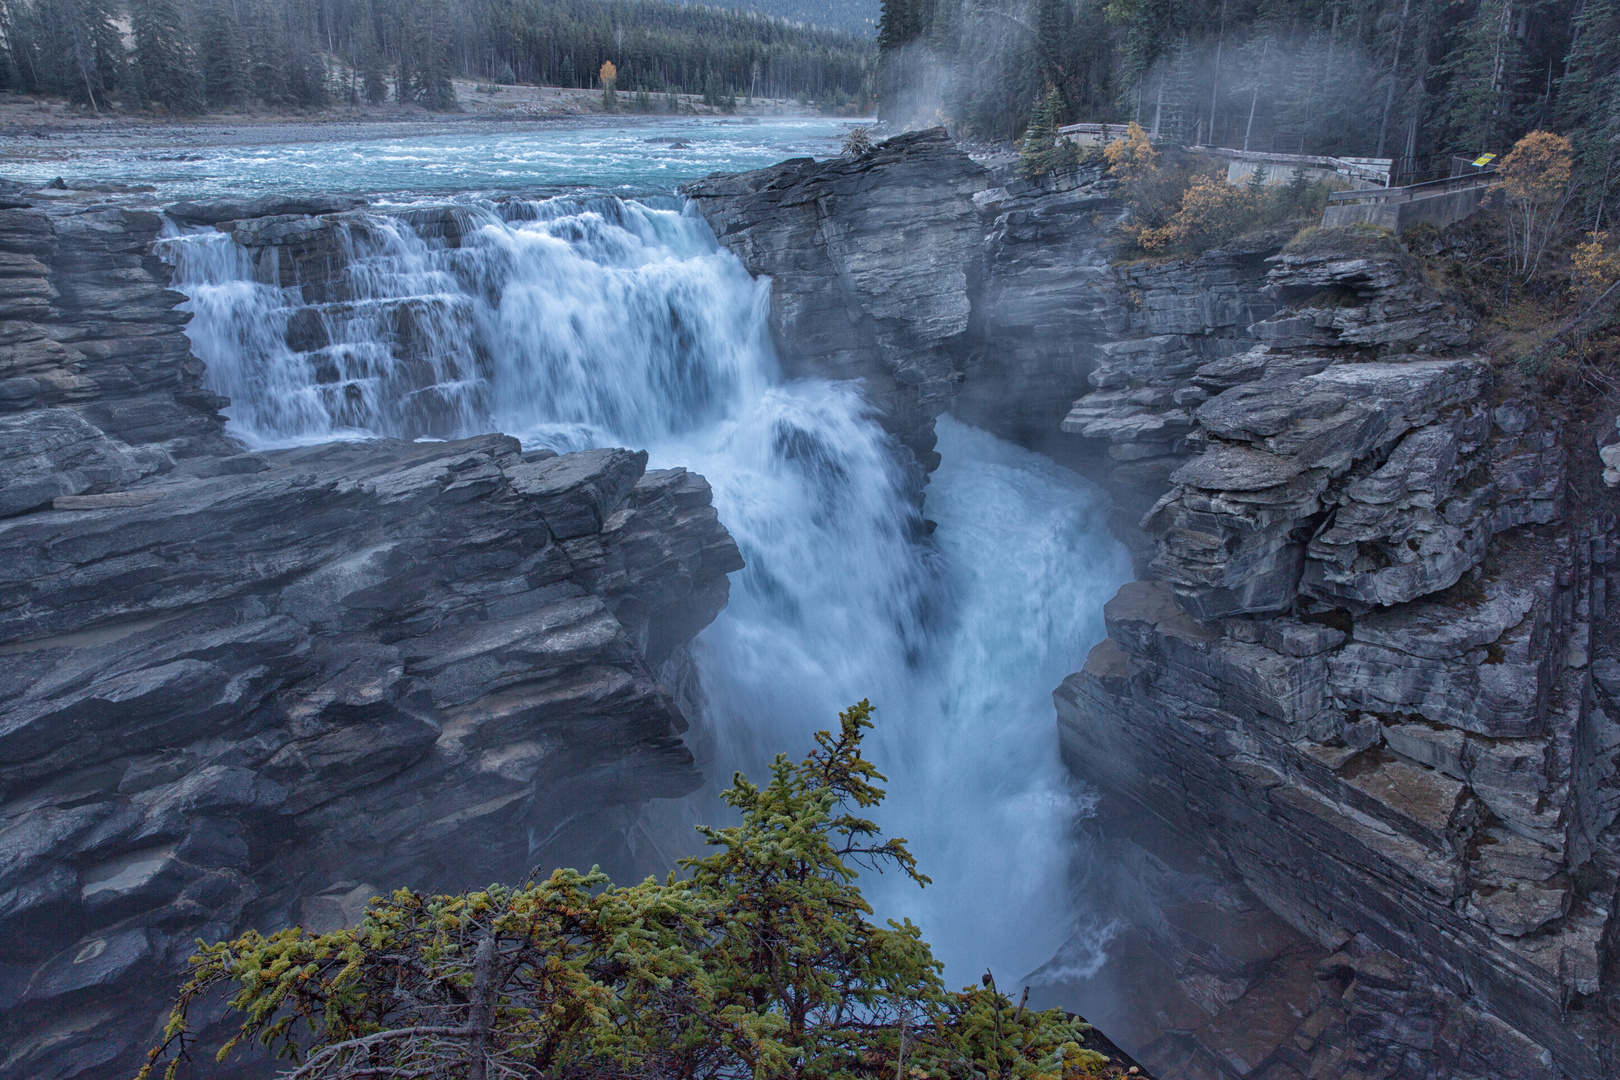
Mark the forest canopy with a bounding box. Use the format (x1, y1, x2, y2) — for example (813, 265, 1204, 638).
(877, 0, 1620, 199)
(0, 0, 877, 113)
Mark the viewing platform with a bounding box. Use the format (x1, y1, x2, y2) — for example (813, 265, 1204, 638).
(1320, 169, 1498, 232)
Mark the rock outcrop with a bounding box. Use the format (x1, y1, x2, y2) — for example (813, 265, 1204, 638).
(682, 128, 988, 477)
(0, 203, 741, 1079)
(682, 133, 1617, 1078)
(1051, 223, 1615, 1077)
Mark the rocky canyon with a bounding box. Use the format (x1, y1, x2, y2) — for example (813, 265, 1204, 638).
(0, 124, 1615, 1080)
(685, 129, 1618, 1080)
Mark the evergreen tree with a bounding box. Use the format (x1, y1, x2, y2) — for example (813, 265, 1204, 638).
(1555, 0, 1620, 220)
(1437, 0, 1523, 157)
(285, 43, 329, 107)
(1017, 87, 1071, 178)
(242, 0, 289, 104)
(410, 0, 456, 110)
(8, 0, 125, 108)
(0, 0, 884, 125)
(1280, 162, 1313, 215)
(393, 30, 413, 102)
(358, 19, 388, 104)
(0, 34, 15, 95)
(197, 0, 250, 108)
(130, 0, 203, 113)
(139, 705, 1114, 1080)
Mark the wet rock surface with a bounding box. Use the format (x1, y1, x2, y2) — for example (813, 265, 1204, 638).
(0, 202, 741, 1079)
(682, 127, 988, 478)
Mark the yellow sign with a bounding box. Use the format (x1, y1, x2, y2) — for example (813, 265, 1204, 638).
(1472, 153, 1497, 166)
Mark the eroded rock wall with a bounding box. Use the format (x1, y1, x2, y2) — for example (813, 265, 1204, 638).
(682, 127, 987, 477)
(0, 203, 741, 1079)
(689, 131, 1618, 1078)
(1055, 235, 1617, 1077)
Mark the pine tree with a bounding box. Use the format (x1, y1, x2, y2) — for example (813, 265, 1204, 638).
(1437, 0, 1522, 157)
(1555, 0, 1620, 221)
(14, 0, 125, 108)
(79, 0, 124, 108)
(0, 34, 15, 95)
(358, 18, 388, 105)
(242, 0, 288, 105)
(138, 705, 1111, 1080)
(198, 0, 250, 108)
(559, 53, 575, 88)
(410, 0, 457, 110)
(130, 0, 204, 113)
(393, 31, 413, 102)
(1280, 162, 1313, 216)
(1017, 87, 1061, 178)
(285, 41, 329, 107)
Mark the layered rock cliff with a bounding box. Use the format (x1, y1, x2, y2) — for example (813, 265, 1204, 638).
(682, 127, 986, 480)
(1043, 217, 1614, 1080)
(689, 132, 1618, 1080)
(0, 201, 741, 1079)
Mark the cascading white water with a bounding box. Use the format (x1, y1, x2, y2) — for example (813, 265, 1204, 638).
(160, 196, 1132, 990)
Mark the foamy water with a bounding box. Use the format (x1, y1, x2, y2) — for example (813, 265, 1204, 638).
(157, 191, 1131, 989)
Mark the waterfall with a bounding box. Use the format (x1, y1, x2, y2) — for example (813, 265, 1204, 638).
(159, 196, 1132, 990)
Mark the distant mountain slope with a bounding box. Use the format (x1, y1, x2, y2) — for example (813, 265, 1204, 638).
(692, 0, 879, 36)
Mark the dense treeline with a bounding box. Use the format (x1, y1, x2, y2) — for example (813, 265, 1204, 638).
(878, 0, 1618, 195)
(690, 0, 879, 35)
(0, 0, 876, 113)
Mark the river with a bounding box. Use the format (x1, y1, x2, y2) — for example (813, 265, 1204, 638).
(145, 119, 1133, 994)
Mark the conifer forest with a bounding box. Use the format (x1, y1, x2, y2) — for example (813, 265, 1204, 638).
(0, 0, 877, 114)
(878, 0, 1620, 198)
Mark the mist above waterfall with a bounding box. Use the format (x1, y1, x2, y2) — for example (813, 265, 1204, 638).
(161, 195, 1130, 990)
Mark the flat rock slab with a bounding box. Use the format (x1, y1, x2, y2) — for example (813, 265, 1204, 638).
(52, 491, 167, 509)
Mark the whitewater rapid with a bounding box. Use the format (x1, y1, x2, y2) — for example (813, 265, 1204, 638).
(158, 196, 1131, 989)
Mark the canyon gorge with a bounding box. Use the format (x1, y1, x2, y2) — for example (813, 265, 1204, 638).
(0, 125, 1615, 1080)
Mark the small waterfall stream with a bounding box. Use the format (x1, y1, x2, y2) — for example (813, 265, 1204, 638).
(159, 196, 1132, 989)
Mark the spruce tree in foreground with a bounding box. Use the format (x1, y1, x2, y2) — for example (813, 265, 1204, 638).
(408, 0, 456, 109)
(138, 704, 1116, 1080)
